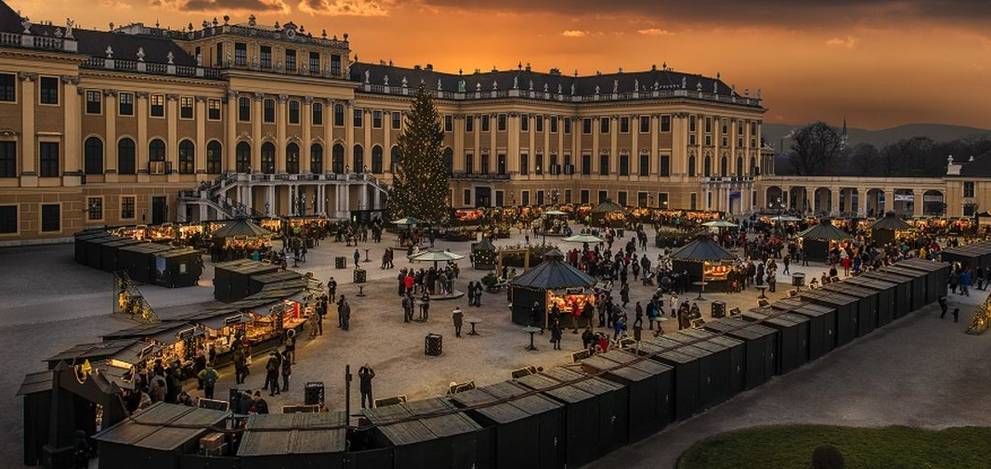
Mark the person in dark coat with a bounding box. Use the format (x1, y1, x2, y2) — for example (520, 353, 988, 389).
(550, 320, 563, 350)
(358, 364, 376, 408)
(281, 350, 292, 392)
(264, 352, 281, 396)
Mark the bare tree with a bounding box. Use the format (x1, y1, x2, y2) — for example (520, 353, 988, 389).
(848, 143, 879, 176)
(788, 122, 843, 176)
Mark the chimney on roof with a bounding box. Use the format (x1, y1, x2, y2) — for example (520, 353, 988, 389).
(947, 155, 961, 176)
(426, 64, 433, 70)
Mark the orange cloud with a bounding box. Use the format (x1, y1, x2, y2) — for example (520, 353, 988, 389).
(561, 30, 587, 38)
(826, 36, 858, 48)
(638, 27, 673, 36)
(298, 0, 393, 16)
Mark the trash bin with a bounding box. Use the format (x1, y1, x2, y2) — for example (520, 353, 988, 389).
(792, 272, 805, 287)
(335, 256, 347, 269)
(304, 382, 325, 405)
(425, 333, 443, 356)
(711, 300, 727, 318)
(353, 268, 366, 284)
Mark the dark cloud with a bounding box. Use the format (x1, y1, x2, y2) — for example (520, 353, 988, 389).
(417, 0, 991, 27)
(180, 0, 287, 12)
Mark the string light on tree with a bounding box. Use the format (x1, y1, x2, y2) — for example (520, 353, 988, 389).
(388, 84, 450, 224)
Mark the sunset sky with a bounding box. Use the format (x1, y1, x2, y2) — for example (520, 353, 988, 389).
(10, 0, 991, 129)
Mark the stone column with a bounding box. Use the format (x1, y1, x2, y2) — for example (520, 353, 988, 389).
(631, 115, 639, 177)
(302, 97, 312, 174)
(195, 97, 206, 175)
(252, 93, 263, 171)
(19, 73, 36, 185)
(610, 116, 618, 177)
(856, 187, 868, 216)
(266, 185, 275, 216)
(61, 78, 81, 186)
(913, 190, 924, 217)
(226, 90, 237, 171)
(136, 92, 149, 181)
(323, 99, 333, 174)
(104, 89, 118, 180)
(345, 101, 354, 172)
(830, 188, 840, 216)
(166, 94, 178, 181)
(650, 114, 659, 176)
(885, 188, 895, 213)
(276, 95, 287, 173)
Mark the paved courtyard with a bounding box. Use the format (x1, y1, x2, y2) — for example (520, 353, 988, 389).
(0, 229, 988, 468)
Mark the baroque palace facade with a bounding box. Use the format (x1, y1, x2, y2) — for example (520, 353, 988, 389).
(0, 2, 772, 245)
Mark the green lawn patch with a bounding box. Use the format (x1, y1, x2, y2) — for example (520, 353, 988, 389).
(677, 425, 991, 469)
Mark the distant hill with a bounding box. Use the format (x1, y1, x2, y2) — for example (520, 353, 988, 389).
(764, 123, 991, 153)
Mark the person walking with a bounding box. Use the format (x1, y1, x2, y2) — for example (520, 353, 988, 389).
(197, 364, 219, 400)
(358, 364, 376, 409)
(280, 349, 292, 392)
(283, 329, 296, 364)
(264, 352, 281, 396)
(339, 296, 351, 331)
(550, 320, 563, 350)
(402, 292, 413, 323)
(938, 296, 948, 318)
(327, 277, 337, 302)
(452, 305, 464, 338)
(353, 248, 361, 267)
(419, 291, 431, 321)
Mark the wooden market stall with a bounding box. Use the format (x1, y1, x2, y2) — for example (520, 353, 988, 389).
(871, 211, 914, 245)
(509, 250, 597, 328)
(669, 235, 737, 292)
(796, 219, 851, 263)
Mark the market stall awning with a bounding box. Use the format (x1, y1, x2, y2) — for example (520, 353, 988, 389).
(408, 249, 465, 262)
(392, 217, 426, 226)
(591, 200, 624, 214)
(211, 218, 272, 239)
(511, 250, 597, 290)
(702, 220, 738, 228)
(871, 212, 913, 231)
(238, 412, 347, 457)
(798, 219, 851, 241)
(545, 210, 568, 216)
(563, 234, 605, 243)
(472, 237, 496, 252)
(93, 402, 228, 451)
(670, 236, 736, 262)
(769, 215, 802, 222)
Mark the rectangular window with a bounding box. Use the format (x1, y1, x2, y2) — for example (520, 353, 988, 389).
(39, 142, 59, 177)
(179, 96, 194, 119)
(598, 190, 608, 204)
(690, 193, 698, 210)
(86, 197, 103, 221)
(150, 94, 164, 117)
(705, 117, 712, 133)
(497, 154, 506, 175)
(215, 42, 223, 65)
(658, 192, 669, 209)
(40, 76, 59, 105)
(550, 116, 558, 133)
(534, 154, 543, 176)
(964, 181, 975, 198)
(309, 52, 320, 74)
(0, 73, 14, 102)
(619, 154, 629, 176)
(705, 135, 712, 146)
(535, 116, 543, 132)
(689, 116, 697, 132)
(391, 111, 401, 129)
(564, 118, 571, 134)
(85, 90, 102, 114)
(120, 196, 135, 220)
(564, 190, 572, 204)
(536, 190, 544, 206)
(618, 191, 627, 207)
(498, 114, 507, 132)
(521, 191, 530, 207)
(964, 203, 977, 217)
(519, 153, 528, 176)
(285, 49, 296, 72)
(638, 192, 648, 208)
(580, 190, 589, 204)
(373, 110, 383, 128)
(465, 116, 474, 132)
(463, 189, 471, 206)
(639, 116, 650, 133)
(331, 54, 342, 75)
(581, 154, 591, 176)
(495, 191, 504, 207)
(40, 203, 60, 232)
(481, 115, 490, 132)
(582, 118, 592, 134)
(639, 153, 649, 176)
(600, 117, 610, 134)
(238, 97, 251, 122)
(0, 141, 15, 177)
(263, 99, 275, 123)
(620, 117, 630, 133)
(465, 153, 473, 174)
(234, 43, 247, 66)
(334, 105, 345, 126)
(0, 205, 15, 233)
(260, 45, 272, 69)
(444, 115, 453, 132)
(207, 99, 221, 120)
(521, 115, 529, 132)
(689, 134, 697, 146)
(564, 154, 573, 175)
(312, 102, 323, 125)
(118, 92, 134, 116)
(659, 154, 670, 177)
(353, 108, 363, 127)
(599, 154, 609, 176)
(480, 154, 489, 175)
(661, 115, 671, 132)
(288, 100, 300, 124)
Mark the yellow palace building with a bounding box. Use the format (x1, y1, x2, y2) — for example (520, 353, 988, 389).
(0, 2, 770, 244)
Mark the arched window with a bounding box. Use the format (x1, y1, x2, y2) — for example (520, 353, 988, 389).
(286, 143, 300, 174)
(149, 139, 166, 162)
(236, 142, 251, 173)
(353, 145, 364, 173)
(371, 145, 383, 174)
(390, 146, 401, 173)
(310, 143, 323, 174)
(719, 155, 728, 177)
(117, 138, 136, 175)
(206, 141, 222, 174)
(736, 156, 744, 177)
(332, 144, 344, 173)
(687, 155, 696, 177)
(703, 155, 712, 177)
(443, 148, 453, 176)
(178, 140, 195, 174)
(261, 142, 275, 174)
(84, 137, 103, 175)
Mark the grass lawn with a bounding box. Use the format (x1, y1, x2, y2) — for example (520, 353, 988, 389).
(677, 425, 991, 469)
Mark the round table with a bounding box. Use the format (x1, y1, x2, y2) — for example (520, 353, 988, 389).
(523, 326, 542, 351)
(466, 317, 482, 336)
(692, 281, 709, 301)
(757, 285, 768, 299)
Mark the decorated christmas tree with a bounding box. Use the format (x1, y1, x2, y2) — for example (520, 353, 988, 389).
(388, 84, 450, 223)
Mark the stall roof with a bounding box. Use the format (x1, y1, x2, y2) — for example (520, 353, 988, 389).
(581, 355, 652, 382)
(212, 218, 272, 239)
(797, 219, 851, 241)
(169, 309, 250, 330)
(800, 289, 858, 306)
(214, 259, 281, 275)
(678, 327, 744, 350)
(363, 402, 437, 446)
(403, 397, 483, 438)
(238, 412, 347, 457)
(600, 349, 675, 376)
(93, 402, 227, 451)
(703, 317, 777, 340)
(155, 246, 201, 258)
(872, 212, 913, 231)
(897, 259, 950, 272)
(510, 254, 596, 290)
(516, 372, 595, 404)
(481, 380, 563, 416)
(542, 366, 624, 395)
(102, 322, 192, 344)
(472, 237, 496, 252)
(449, 388, 530, 424)
(251, 270, 305, 285)
(670, 236, 736, 262)
(104, 238, 147, 248)
(16, 370, 53, 396)
(591, 200, 624, 213)
(46, 339, 152, 365)
(118, 243, 175, 255)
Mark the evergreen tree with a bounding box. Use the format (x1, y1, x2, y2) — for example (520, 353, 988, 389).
(389, 84, 450, 223)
